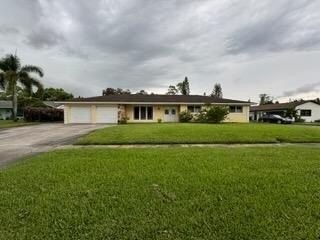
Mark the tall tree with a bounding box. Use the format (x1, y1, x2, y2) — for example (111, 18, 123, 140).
(166, 85, 178, 95)
(259, 94, 273, 105)
(0, 54, 43, 120)
(176, 76, 190, 95)
(102, 88, 131, 95)
(211, 83, 223, 98)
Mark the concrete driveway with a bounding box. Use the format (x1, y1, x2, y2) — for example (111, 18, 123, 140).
(0, 123, 108, 167)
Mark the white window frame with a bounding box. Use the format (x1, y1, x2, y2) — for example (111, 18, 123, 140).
(133, 105, 154, 120)
(187, 105, 201, 113)
(229, 106, 243, 113)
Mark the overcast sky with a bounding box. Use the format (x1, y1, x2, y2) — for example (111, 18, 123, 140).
(1, 0, 320, 102)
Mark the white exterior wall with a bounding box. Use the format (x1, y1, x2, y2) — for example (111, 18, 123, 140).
(295, 102, 320, 122)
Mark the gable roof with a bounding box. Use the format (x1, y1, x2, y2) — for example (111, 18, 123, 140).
(62, 94, 251, 105)
(0, 100, 12, 109)
(250, 100, 320, 112)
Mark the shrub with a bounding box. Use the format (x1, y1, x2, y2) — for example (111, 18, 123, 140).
(315, 119, 320, 123)
(295, 116, 305, 123)
(24, 107, 63, 122)
(157, 118, 162, 123)
(196, 105, 228, 123)
(179, 110, 193, 122)
(118, 116, 129, 124)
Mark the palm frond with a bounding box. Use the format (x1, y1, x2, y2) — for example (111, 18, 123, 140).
(20, 65, 44, 77)
(0, 54, 21, 72)
(20, 76, 44, 96)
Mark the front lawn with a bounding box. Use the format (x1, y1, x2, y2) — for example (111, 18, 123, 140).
(0, 147, 319, 239)
(76, 123, 320, 145)
(0, 120, 34, 129)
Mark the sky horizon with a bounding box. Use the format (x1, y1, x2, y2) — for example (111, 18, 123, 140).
(0, 0, 319, 103)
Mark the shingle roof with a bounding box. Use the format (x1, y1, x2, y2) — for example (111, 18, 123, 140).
(0, 100, 12, 109)
(250, 100, 319, 112)
(63, 94, 251, 104)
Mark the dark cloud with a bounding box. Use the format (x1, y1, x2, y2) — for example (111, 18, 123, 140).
(0, 26, 19, 34)
(281, 82, 320, 97)
(226, 1, 320, 55)
(0, 0, 319, 100)
(25, 27, 64, 49)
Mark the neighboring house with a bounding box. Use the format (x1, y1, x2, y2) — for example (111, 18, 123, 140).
(0, 101, 13, 120)
(61, 94, 251, 124)
(43, 101, 64, 109)
(250, 100, 320, 122)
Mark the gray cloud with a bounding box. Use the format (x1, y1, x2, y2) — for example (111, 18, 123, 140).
(226, 1, 320, 55)
(0, 26, 19, 34)
(25, 27, 64, 49)
(0, 0, 319, 101)
(281, 82, 320, 97)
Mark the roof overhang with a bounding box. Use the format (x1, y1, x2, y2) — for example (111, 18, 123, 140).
(59, 101, 252, 106)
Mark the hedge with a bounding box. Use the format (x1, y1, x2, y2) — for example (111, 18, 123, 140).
(24, 107, 64, 122)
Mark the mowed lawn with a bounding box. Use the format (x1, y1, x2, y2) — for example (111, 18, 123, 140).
(1, 147, 320, 239)
(76, 123, 320, 145)
(0, 120, 34, 129)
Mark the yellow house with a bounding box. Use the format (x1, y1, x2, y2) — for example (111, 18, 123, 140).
(62, 94, 251, 124)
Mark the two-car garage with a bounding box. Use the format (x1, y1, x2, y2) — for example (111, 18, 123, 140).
(66, 105, 118, 124)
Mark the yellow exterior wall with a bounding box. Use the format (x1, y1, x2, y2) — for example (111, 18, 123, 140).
(64, 103, 250, 124)
(224, 106, 249, 123)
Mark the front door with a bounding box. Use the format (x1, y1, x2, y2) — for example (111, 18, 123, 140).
(164, 107, 178, 122)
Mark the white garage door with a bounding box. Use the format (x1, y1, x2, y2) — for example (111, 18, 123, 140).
(70, 106, 91, 123)
(96, 106, 118, 123)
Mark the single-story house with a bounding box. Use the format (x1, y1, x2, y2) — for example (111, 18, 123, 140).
(250, 100, 320, 122)
(0, 100, 12, 120)
(61, 94, 252, 124)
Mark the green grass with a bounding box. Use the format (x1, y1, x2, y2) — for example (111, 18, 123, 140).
(76, 123, 320, 145)
(1, 147, 320, 239)
(0, 120, 34, 129)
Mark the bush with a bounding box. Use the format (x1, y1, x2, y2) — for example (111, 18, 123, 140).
(179, 110, 193, 122)
(24, 107, 63, 122)
(118, 116, 128, 124)
(314, 119, 320, 123)
(196, 105, 228, 123)
(157, 118, 162, 123)
(295, 117, 305, 123)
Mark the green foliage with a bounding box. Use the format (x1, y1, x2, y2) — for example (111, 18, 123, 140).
(1, 147, 320, 239)
(179, 110, 193, 122)
(196, 105, 228, 123)
(38, 87, 74, 101)
(0, 54, 44, 120)
(284, 108, 297, 118)
(157, 118, 162, 123)
(118, 116, 129, 124)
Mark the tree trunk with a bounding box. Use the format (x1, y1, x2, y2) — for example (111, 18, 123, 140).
(12, 83, 18, 121)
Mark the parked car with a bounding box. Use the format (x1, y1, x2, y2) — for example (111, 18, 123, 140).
(259, 114, 293, 124)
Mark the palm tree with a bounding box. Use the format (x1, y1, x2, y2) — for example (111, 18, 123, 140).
(0, 54, 44, 120)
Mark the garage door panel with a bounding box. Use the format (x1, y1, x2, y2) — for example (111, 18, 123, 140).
(70, 107, 91, 123)
(96, 106, 118, 123)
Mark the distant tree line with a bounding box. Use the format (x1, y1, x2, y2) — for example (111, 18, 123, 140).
(102, 76, 224, 98)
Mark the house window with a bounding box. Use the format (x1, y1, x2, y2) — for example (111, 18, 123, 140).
(300, 109, 311, 117)
(134, 106, 140, 120)
(187, 105, 201, 113)
(133, 106, 153, 120)
(229, 106, 243, 113)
